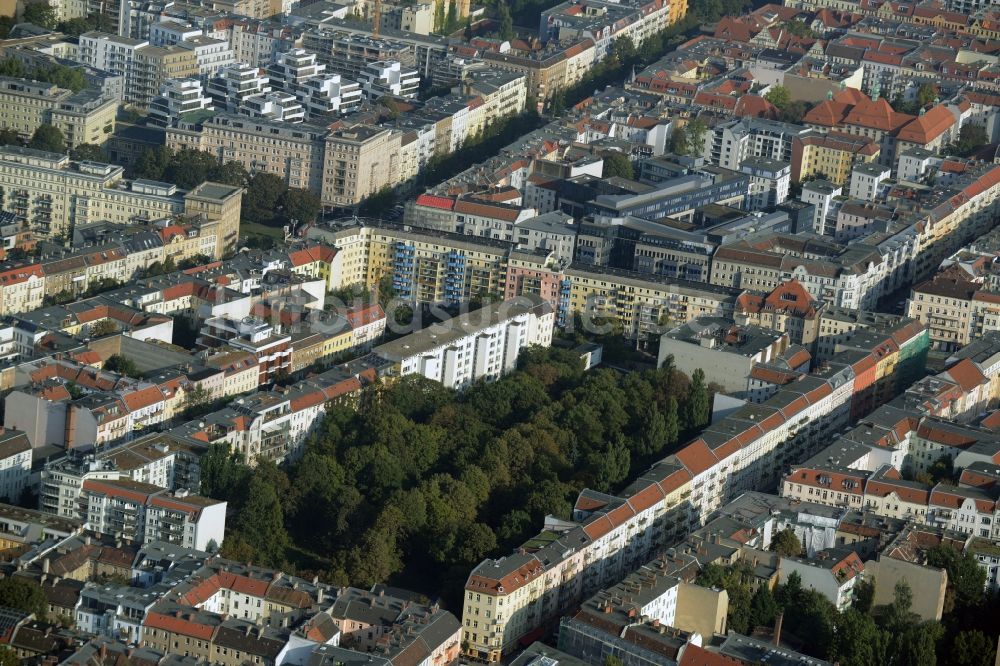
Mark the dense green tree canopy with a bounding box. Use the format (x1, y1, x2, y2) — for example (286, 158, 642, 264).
(202, 348, 709, 601)
(28, 124, 65, 153)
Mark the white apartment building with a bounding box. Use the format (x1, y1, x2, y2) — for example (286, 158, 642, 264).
(267, 49, 327, 90)
(148, 78, 213, 127)
(81, 478, 226, 550)
(374, 296, 554, 389)
(703, 118, 810, 171)
(297, 75, 363, 116)
(849, 163, 891, 201)
(359, 61, 420, 102)
(800, 180, 843, 235)
(740, 157, 790, 211)
(181, 36, 236, 78)
(207, 64, 271, 113)
(0, 429, 31, 503)
(39, 434, 203, 519)
(242, 91, 305, 123)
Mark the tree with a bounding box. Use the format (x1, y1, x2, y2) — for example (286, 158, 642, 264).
(949, 630, 995, 666)
(0, 16, 14, 39)
(89, 319, 118, 337)
(0, 59, 23, 77)
(242, 172, 287, 225)
(280, 187, 321, 228)
(234, 472, 289, 567)
(925, 544, 986, 611)
(28, 123, 65, 153)
(685, 118, 708, 157)
(853, 577, 875, 613)
(0, 129, 19, 146)
(163, 149, 217, 189)
(358, 185, 397, 217)
(603, 657, 623, 666)
(70, 143, 105, 162)
(669, 126, 689, 156)
(602, 152, 634, 180)
(953, 123, 988, 158)
(210, 161, 250, 187)
(830, 609, 886, 666)
(916, 83, 936, 108)
(779, 100, 809, 124)
(764, 84, 792, 110)
(770, 528, 802, 557)
(748, 584, 778, 629)
(22, 1, 56, 29)
(0, 577, 47, 617)
(464, 16, 473, 40)
(497, 0, 513, 40)
(611, 36, 636, 65)
(0, 646, 18, 666)
(445, 0, 457, 31)
(103, 354, 141, 378)
(685, 368, 710, 431)
(133, 146, 172, 180)
(35, 63, 87, 92)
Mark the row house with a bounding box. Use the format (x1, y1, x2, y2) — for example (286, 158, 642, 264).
(462, 316, 927, 661)
(39, 432, 205, 519)
(784, 462, 1000, 541)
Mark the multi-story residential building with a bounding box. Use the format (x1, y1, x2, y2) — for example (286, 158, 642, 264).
(206, 63, 271, 112)
(374, 295, 554, 389)
(0, 145, 242, 245)
(740, 157, 790, 210)
(39, 432, 204, 519)
(301, 29, 415, 79)
(0, 429, 31, 503)
(80, 478, 225, 550)
(0, 77, 117, 148)
(241, 91, 306, 123)
(480, 39, 596, 105)
(321, 125, 402, 206)
(147, 78, 213, 128)
(79, 32, 200, 108)
(168, 114, 327, 192)
(540, 0, 674, 60)
(358, 60, 420, 101)
(791, 131, 881, 184)
(702, 118, 810, 171)
(462, 317, 926, 662)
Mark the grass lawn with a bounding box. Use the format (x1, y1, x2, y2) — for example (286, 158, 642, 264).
(240, 222, 285, 240)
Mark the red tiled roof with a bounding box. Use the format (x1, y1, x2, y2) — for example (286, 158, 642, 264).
(675, 439, 718, 476)
(414, 194, 456, 210)
(896, 106, 956, 144)
(943, 359, 987, 393)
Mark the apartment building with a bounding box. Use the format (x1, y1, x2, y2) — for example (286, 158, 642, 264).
(78, 32, 199, 108)
(206, 64, 270, 112)
(0, 429, 31, 504)
(480, 39, 595, 104)
(39, 433, 204, 519)
(0, 145, 242, 246)
(702, 118, 810, 171)
(374, 296, 554, 389)
(462, 318, 927, 661)
(301, 30, 415, 80)
(168, 113, 326, 192)
(358, 60, 420, 101)
(80, 478, 225, 550)
(321, 125, 402, 206)
(790, 131, 881, 184)
(148, 78, 213, 128)
(0, 77, 117, 148)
